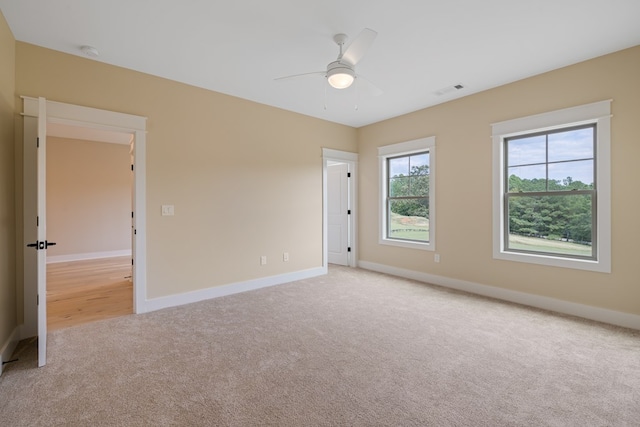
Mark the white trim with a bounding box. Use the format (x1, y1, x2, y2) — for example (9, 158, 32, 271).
(47, 249, 132, 264)
(132, 129, 147, 313)
(142, 267, 326, 313)
(378, 136, 436, 251)
(322, 148, 358, 268)
(358, 261, 640, 331)
(491, 100, 612, 136)
(322, 148, 358, 162)
(378, 137, 432, 157)
(0, 327, 20, 376)
(491, 100, 611, 272)
(22, 97, 147, 131)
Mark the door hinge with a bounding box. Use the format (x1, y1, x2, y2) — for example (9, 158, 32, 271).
(347, 209, 351, 215)
(131, 211, 134, 218)
(36, 137, 39, 148)
(347, 172, 351, 178)
(347, 247, 351, 252)
(131, 164, 134, 171)
(37, 294, 39, 305)
(37, 216, 39, 226)
(131, 259, 134, 266)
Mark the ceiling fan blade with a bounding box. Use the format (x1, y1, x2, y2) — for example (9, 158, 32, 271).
(341, 28, 377, 66)
(274, 71, 325, 82)
(357, 75, 383, 97)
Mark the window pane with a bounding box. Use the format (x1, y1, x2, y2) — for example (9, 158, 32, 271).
(389, 157, 409, 178)
(389, 177, 409, 197)
(548, 160, 594, 190)
(507, 164, 546, 192)
(548, 127, 594, 162)
(507, 135, 546, 166)
(409, 153, 429, 175)
(507, 194, 593, 257)
(388, 198, 429, 242)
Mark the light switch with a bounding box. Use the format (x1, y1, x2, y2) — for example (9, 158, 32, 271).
(161, 205, 174, 216)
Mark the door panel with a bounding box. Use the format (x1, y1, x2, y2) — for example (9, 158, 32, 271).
(23, 117, 38, 339)
(327, 163, 349, 266)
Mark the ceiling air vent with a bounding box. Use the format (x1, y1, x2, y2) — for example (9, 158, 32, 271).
(434, 84, 465, 96)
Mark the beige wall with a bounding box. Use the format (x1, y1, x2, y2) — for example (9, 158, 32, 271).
(358, 46, 640, 316)
(15, 42, 357, 302)
(0, 11, 16, 348)
(47, 137, 131, 259)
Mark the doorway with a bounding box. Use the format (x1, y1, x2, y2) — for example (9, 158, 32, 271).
(45, 128, 134, 330)
(322, 148, 358, 269)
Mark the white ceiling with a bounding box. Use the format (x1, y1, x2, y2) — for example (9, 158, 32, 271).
(2, 0, 640, 128)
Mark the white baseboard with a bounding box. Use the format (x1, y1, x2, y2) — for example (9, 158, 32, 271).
(142, 266, 327, 314)
(0, 326, 20, 376)
(358, 261, 640, 330)
(47, 249, 132, 264)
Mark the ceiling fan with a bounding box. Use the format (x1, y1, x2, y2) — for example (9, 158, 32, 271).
(276, 28, 382, 95)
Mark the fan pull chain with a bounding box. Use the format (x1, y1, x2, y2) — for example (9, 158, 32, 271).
(354, 78, 359, 111)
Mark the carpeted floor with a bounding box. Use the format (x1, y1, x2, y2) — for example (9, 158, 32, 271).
(1, 266, 639, 426)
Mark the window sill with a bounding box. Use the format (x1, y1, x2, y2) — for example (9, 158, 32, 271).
(379, 238, 434, 251)
(493, 250, 610, 273)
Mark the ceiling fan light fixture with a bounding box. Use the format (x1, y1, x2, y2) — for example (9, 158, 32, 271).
(327, 62, 355, 89)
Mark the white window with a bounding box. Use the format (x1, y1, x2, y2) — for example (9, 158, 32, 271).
(492, 101, 611, 272)
(378, 137, 435, 251)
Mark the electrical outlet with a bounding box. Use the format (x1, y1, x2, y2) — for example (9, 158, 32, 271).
(283, 252, 289, 262)
(260, 256, 267, 265)
(434, 253, 440, 263)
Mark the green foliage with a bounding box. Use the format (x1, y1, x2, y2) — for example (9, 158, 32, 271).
(389, 165, 429, 218)
(509, 175, 593, 192)
(391, 199, 428, 218)
(507, 175, 593, 244)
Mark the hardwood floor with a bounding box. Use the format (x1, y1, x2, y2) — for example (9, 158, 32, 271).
(47, 256, 133, 331)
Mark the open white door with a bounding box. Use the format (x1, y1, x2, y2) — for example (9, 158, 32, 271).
(31, 97, 51, 367)
(327, 163, 350, 266)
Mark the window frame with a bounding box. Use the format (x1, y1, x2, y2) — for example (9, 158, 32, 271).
(504, 123, 597, 260)
(378, 136, 436, 251)
(492, 100, 611, 272)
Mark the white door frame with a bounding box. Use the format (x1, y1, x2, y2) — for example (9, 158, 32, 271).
(322, 148, 358, 269)
(22, 97, 148, 340)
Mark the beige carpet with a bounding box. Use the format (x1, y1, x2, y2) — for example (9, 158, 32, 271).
(1, 266, 639, 426)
